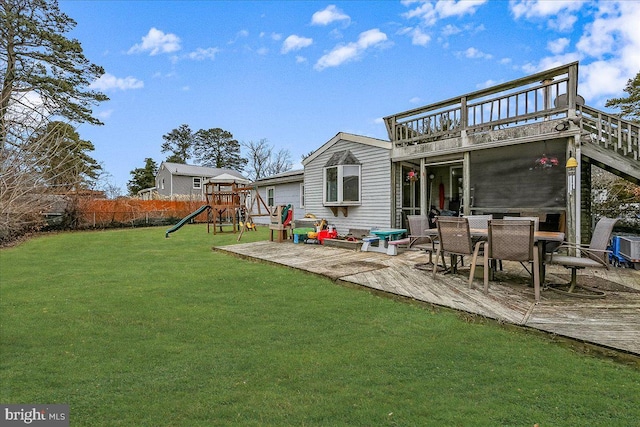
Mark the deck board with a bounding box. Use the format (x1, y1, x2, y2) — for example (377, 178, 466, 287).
(216, 241, 640, 356)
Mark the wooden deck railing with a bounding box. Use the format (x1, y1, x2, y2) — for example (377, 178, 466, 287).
(579, 105, 639, 161)
(385, 62, 578, 146)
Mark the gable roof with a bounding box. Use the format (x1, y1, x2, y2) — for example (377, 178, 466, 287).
(325, 150, 361, 167)
(159, 162, 247, 180)
(208, 173, 251, 184)
(302, 132, 391, 166)
(252, 169, 304, 186)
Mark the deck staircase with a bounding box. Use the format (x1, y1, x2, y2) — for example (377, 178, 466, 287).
(579, 106, 639, 184)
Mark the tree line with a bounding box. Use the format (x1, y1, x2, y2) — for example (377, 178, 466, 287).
(126, 124, 293, 195)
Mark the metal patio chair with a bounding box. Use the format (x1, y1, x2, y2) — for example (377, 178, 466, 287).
(407, 215, 438, 269)
(545, 217, 618, 298)
(433, 217, 484, 288)
(481, 219, 540, 302)
(463, 214, 493, 230)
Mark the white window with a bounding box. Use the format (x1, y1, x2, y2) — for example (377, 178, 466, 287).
(193, 177, 202, 189)
(267, 186, 275, 207)
(161, 178, 165, 190)
(323, 164, 361, 205)
(299, 183, 305, 208)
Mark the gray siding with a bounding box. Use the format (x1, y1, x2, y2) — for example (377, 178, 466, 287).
(252, 182, 305, 225)
(155, 164, 208, 200)
(304, 139, 391, 235)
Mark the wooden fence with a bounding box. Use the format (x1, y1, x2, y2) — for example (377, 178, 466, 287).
(77, 199, 211, 227)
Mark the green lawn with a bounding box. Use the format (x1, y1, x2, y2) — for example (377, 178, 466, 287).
(1, 224, 639, 426)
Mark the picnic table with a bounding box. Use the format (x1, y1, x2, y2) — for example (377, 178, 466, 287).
(361, 228, 408, 256)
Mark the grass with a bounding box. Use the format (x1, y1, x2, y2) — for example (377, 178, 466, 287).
(1, 224, 639, 426)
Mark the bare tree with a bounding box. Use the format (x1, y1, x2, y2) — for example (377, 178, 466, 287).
(265, 148, 292, 177)
(243, 138, 272, 181)
(243, 138, 292, 181)
(0, 112, 77, 242)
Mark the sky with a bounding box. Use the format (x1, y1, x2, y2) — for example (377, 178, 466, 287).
(58, 0, 640, 192)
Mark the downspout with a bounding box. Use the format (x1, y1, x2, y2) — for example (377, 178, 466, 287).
(575, 137, 581, 247)
(463, 152, 471, 216)
(420, 158, 427, 215)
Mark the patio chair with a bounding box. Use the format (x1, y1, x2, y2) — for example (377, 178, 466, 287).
(433, 217, 484, 288)
(463, 214, 493, 230)
(407, 215, 438, 269)
(504, 216, 539, 231)
(545, 217, 618, 298)
(481, 219, 540, 301)
(461, 214, 493, 268)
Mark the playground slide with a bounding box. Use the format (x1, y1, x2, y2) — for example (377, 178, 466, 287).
(165, 205, 211, 238)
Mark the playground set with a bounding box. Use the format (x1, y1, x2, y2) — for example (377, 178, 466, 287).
(165, 180, 296, 241)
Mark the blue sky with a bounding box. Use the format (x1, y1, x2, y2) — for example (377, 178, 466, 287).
(59, 0, 640, 192)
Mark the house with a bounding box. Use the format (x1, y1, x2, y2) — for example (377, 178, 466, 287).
(301, 132, 392, 234)
(250, 169, 305, 226)
(383, 61, 639, 245)
(155, 162, 249, 200)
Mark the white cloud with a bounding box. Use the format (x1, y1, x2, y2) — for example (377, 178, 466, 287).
(295, 56, 307, 64)
(409, 97, 422, 104)
(128, 28, 181, 55)
(516, 2, 639, 104)
(520, 52, 582, 75)
(547, 38, 570, 54)
(398, 27, 431, 46)
(510, 0, 586, 20)
(311, 5, 350, 26)
(228, 30, 249, 44)
(281, 35, 313, 54)
(548, 14, 577, 32)
(96, 109, 113, 120)
(403, 0, 487, 26)
(461, 47, 493, 60)
(90, 73, 144, 91)
(510, 0, 585, 31)
(315, 29, 388, 70)
(442, 24, 462, 37)
(575, 1, 640, 100)
(579, 61, 629, 100)
(410, 27, 431, 46)
(187, 47, 220, 60)
(478, 79, 500, 89)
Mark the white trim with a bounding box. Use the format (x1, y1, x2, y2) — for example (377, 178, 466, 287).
(303, 132, 391, 166)
(193, 177, 202, 189)
(266, 186, 275, 207)
(322, 164, 362, 206)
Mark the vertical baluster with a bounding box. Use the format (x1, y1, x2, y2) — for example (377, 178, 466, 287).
(617, 118, 622, 152)
(624, 122, 630, 156)
(597, 111, 603, 147)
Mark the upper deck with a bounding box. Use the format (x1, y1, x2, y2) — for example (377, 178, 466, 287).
(384, 62, 638, 182)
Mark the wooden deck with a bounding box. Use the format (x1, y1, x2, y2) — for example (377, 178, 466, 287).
(215, 241, 640, 357)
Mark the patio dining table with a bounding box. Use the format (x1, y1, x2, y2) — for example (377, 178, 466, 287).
(424, 228, 565, 282)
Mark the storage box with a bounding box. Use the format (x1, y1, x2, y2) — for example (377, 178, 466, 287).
(619, 236, 640, 262)
(292, 227, 314, 244)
